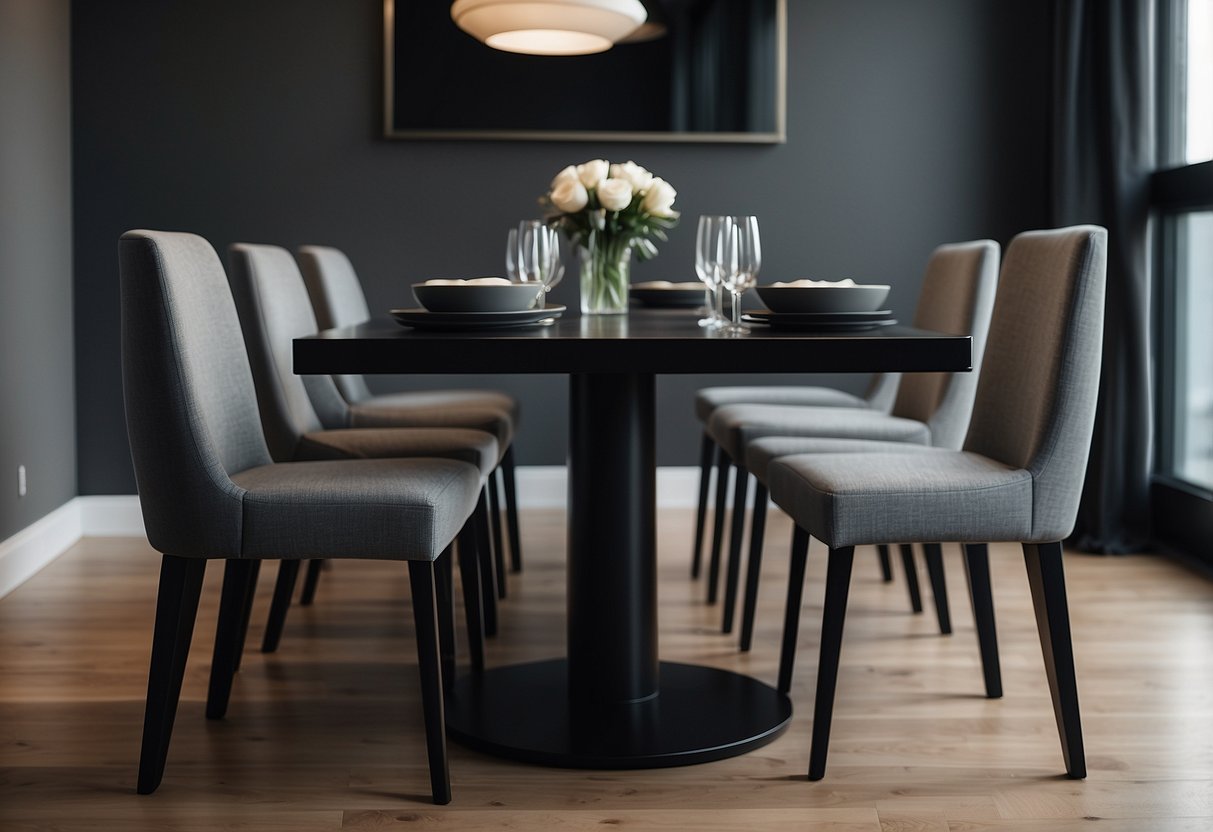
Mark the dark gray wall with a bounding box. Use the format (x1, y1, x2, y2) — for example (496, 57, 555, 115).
(1, 0, 76, 538)
(72, 0, 1051, 494)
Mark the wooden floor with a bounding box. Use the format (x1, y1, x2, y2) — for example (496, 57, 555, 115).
(2, 508, 1212, 831)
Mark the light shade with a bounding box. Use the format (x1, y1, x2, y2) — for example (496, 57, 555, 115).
(617, 0, 667, 43)
(450, 0, 647, 56)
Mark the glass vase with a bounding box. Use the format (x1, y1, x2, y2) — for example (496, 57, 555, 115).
(579, 233, 632, 315)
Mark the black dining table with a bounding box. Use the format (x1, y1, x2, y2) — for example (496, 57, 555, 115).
(294, 308, 972, 769)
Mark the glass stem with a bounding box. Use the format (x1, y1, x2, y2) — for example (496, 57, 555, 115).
(714, 285, 725, 320)
(731, 290, 743, 327)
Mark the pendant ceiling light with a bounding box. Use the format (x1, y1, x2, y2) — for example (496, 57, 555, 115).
(451, 0, 647, 56)
(617, 0, 667, 43)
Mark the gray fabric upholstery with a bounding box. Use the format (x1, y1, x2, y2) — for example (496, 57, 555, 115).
(297, 427, 499, 476)
(120, 231, 272, 557)
(705, 240, 998, 463)
(708, 404, 931, 461)
(119, 230, 482, 562)
(231, 242, 509, 465)
(349, 398, 515, 447)
(228, 244, 352, 457)
(891, 240, 999, 450)
(766, 226, 1108, 547)
(296, 245, 375, 403)
(766, 451, 1033, 546)
(962, 226, 1108, 541)
(233, 457, 481, 560)
(745, 435, 942, 482)
(296, 244, 520, 439)
(353, 389, 521, 427)
(694, 385, 870, 423)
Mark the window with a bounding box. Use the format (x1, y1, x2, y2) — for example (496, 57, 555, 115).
(1152, 0, 1213, 558)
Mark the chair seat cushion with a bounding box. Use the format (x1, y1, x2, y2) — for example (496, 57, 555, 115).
(708, 404, 930, 461)
(295, 428, 498, 475)
(232, 458, 482, 560)
(349, 393, 515, 447)
(766, 451, 1033, 548)
(694, 385, 866, 423)
(745, 436, 943, 482)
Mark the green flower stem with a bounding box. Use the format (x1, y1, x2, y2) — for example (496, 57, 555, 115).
(580, 231, 633, 315)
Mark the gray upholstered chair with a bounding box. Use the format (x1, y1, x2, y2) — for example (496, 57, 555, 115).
(229, 243, 506, 649)
(121, 229, 479, 804)
(298, 244, 525, 583)
(690, 374, 900, 583)
(708, 241, 1000, 641)
(766, 225, 1107, 781)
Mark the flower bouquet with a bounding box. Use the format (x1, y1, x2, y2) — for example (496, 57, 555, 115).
(542, 159, 678, 314)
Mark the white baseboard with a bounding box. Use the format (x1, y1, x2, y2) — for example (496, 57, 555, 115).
(517, 466, 700, 508)
(0, 500, 83, 599)
(0, 467, 704, 599)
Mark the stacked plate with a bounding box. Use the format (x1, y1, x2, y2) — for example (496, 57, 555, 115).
(742, 309, 896, 331)
(748, 280, 896, 331)
(630, 281, 705, 308)
(391, 278, 563, 331)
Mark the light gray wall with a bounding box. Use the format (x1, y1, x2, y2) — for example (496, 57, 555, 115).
(0, 0, 76, 539)
(71, 0, 1051, 493)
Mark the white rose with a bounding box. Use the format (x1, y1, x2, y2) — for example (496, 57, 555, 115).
(550, 179, 589, 213)
(577, 159, 610, 189)
(550, 165, 579, 190)
(596, 178, 633, 212)
(640, 177, 677, 217)
(610, 161, 653, 192)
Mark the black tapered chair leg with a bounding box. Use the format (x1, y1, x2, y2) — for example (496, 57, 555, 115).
(922, 542, 952, 635)
(1023, 541, 1085, 779)
(207, 559, 258, 720)
(876, 545, 893, 582)
(691, 432, 714, 579)
(707, 448, 732, 605)
(408, 560, 452, 805)
(808, 545, 856, 781)
(487, 473, 507, 600)
(739, 482, 769, 652)
(456, 519, 486, 672)
(899, 543, 924, 613)
(475, 490, 499, 637)
(299, 559, 323, 606)
(232, 560, 260, 673)
(776, 525, 811, 694)
(501, 446, 523, 573)
(962, 543, 1002, 698)
(261, 560, 300, 653)
(722, 466, 750, 633)
(434, 545, 457, 686)
(137, 554, 206, 795)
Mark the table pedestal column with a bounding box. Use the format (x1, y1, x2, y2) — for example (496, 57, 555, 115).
(444, 372, 791, 768)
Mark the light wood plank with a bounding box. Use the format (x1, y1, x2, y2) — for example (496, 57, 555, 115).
(0, 508, 1210, 831)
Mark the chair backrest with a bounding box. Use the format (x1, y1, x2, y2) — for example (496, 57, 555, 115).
(228, 243, 352, 461)
(890, 240, 1000, 449)
(963, 225, 1108, 541)
(119, 230, 272, 556)
(296, 245, 374, 403)
(861, 371, 900, 412)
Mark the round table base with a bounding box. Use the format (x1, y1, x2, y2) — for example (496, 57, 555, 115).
(445, 659, 792, 768)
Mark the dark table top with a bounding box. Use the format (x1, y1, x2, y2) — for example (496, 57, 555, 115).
(294, 308, 972, 375)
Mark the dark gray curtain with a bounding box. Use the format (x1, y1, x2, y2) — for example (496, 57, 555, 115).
(1053, 0, 1155, 553)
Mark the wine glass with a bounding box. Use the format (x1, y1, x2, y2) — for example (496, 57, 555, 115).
(516, 220, 562, 306)
(505, 228, 521, 281)
(721, 216, 761, 335)
(695, 215, 729, 328)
